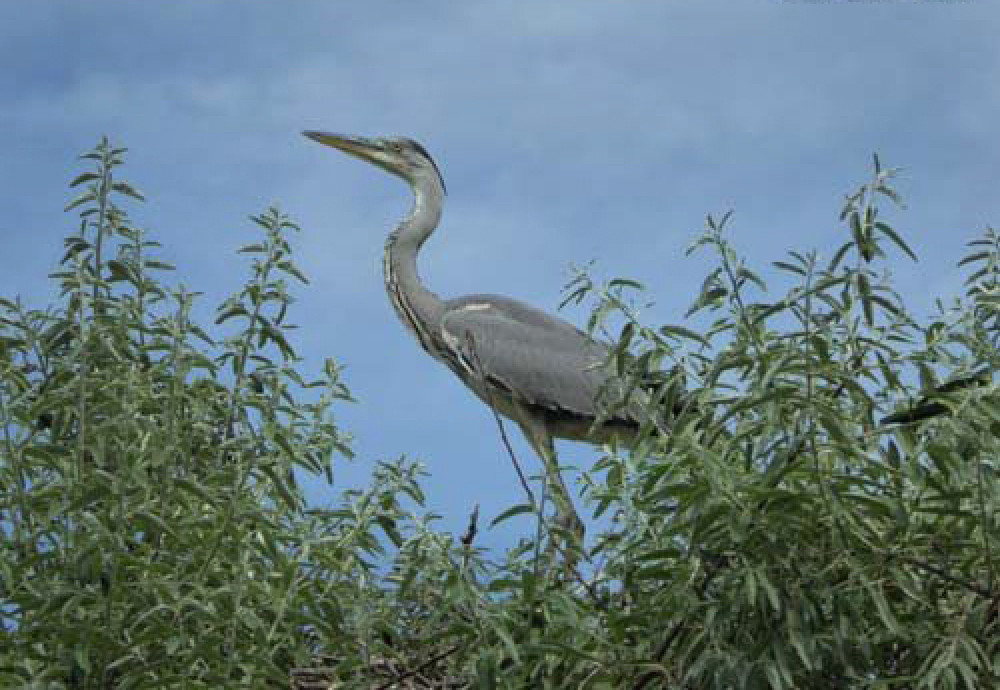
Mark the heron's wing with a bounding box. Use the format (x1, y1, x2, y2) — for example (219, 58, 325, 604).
(439, 295, 621, 420)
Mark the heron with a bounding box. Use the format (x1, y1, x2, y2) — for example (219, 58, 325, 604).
(303, 132, 646, 557)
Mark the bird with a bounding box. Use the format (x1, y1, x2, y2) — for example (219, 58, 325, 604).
(303, 132, 646, 556)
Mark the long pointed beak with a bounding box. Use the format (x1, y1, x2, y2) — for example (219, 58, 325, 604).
(303, 131, 383, 166)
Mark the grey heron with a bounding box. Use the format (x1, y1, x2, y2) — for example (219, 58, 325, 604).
(303, 132, 644, 556)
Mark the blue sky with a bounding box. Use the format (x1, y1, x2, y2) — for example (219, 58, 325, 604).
(2, 1, 998, 552)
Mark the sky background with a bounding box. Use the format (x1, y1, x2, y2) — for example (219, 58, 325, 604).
(2, 1, 998, 554)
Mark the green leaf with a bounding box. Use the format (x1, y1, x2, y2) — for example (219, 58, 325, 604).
(828, 241, 852, 272)
(112, 181, 145, 201)
(69, 172, 99, 188)
(106, 259, 135, 283)
(375, 516, 402, 547)
(874, 221, 918, 262)
(617, 321, 635, 353)
(738, 267, 767, 291)
(277, 259, 309, 284)
(957, 250, 991, 268)
(857, 272, 874, 326)
(609, 278, 644, 291)
(490, 503, 535, 527)
(64, 191, 96, 212)
(659, 324, 710, 347)
(215, 304, 248, 324)
(773, 260, 806, 276)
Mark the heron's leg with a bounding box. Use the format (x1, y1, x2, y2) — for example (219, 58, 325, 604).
(517, 419, 585, 560)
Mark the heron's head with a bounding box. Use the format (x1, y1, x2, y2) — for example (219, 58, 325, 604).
(303, 131, 445, 194)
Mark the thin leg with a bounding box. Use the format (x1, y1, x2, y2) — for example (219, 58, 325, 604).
(516, 417, 585, 565)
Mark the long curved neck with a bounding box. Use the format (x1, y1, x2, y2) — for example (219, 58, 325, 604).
(383, 173, 448, 358)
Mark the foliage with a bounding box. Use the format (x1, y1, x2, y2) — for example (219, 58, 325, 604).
(1, 141, 998, 688)
(1, 137, 395, 687)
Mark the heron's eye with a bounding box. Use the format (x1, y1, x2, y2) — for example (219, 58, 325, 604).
(389, 141, 403, 153)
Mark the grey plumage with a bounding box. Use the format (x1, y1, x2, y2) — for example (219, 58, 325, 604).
(439, 295, 638, 442)
(303, 131, 638, 553)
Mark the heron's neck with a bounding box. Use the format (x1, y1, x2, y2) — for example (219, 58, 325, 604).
(383, 175, 447, 356)
(396, 176, 444, 254)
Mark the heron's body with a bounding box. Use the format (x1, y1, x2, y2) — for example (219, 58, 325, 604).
(436, 293, 639, 444)
(304, 131, 636, 549)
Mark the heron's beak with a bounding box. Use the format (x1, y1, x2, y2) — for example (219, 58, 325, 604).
(303, 131, 392, 170)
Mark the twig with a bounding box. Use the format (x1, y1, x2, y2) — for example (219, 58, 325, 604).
(633, 564, 722, 689)
(901, 557, 993, 599)
(373, 643, 461, 690)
